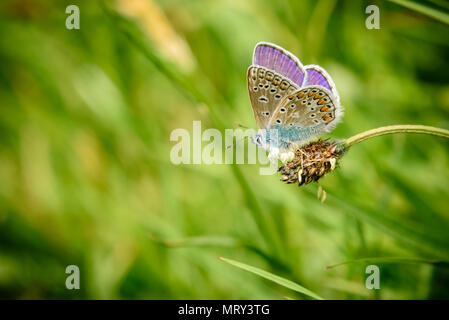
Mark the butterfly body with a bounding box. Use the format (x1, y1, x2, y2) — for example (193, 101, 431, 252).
(247, 42, 342, 162)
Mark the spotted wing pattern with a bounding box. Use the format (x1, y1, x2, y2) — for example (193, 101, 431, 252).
(269, 86, 341, 132)
(247, 65, 299, 128)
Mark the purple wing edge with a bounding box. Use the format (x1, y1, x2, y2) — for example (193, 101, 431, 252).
(303, 64, 339, 104)
(252, 42, 305, 87)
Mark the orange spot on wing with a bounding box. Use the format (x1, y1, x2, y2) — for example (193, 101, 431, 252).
(317, 99, 325, 105)
(320, 106, 330, 112)
(308, 91, 314, 97)
(296, 93, 305, 98)
(322, 115, 332, 122)
(314, 94, 321, 99)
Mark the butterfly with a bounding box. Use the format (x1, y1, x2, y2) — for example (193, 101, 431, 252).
(247, 42, 343, 162)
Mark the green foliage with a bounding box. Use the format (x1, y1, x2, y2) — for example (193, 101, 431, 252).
(389, 0, 449, 24)
(0, 0, 448, 299)
(219, 257, 324, 300)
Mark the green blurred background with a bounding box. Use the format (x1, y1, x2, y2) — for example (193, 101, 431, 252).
(0, 0, 449, 299)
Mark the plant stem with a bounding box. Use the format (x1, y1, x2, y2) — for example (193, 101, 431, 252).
(344, 125, 449, 148)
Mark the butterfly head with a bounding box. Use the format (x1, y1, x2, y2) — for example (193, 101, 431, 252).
(251, 129, 281, 151)
(252, 128, 297, 162)
(251, 130, 268, 149)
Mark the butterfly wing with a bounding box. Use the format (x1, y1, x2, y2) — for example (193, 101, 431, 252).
(247, 66, 299, 128)
(268, 86, 342, 146)
(303, 65, 339, 102)
(253, 42, 306, 87)
(247, 42, 306, 128)
(247, 43, 343, 145)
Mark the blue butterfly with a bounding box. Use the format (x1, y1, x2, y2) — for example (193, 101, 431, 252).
(247, 42, 342, 162)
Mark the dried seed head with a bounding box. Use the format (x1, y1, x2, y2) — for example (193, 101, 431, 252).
(277, 139, 346, 186)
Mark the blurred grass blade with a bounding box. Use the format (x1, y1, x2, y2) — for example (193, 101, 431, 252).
(326, 257, 449, 270)
(149, 234, 239, 248)
(149, 234, 291, 272)
(219, 257, 324, 300)
(389, 0, 449, 24)
(116, 0, 196, 73)
(320, 189, 449, 260)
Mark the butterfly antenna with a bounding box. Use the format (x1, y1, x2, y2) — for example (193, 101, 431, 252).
(226, 135, 249, 150)
(235, 122, 249, 129)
